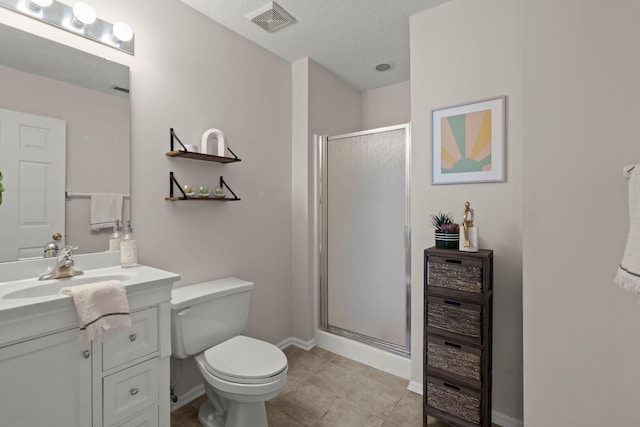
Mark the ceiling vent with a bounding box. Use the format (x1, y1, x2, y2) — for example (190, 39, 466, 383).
(247, 2, 295, 33)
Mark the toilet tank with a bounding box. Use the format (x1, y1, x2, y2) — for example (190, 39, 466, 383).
(170, 278, 253, 359)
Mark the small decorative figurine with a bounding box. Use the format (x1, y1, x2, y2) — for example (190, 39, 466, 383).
(460, 201, 479, 252)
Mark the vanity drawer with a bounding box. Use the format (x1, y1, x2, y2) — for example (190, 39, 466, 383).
(428, 256, 483, 295)
(426, 376, 481, 425)
(113, 406, 158, 427)
(103, 307, 158, 371)
(103, 358, 159, 426)
(427, 296, 481, 340)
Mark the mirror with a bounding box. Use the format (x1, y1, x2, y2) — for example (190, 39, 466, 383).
(0, 22, 130, 262)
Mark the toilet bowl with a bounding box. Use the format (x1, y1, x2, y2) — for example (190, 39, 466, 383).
(170, 278, 288, 427)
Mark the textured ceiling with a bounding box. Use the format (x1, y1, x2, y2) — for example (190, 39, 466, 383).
(179, 0, 449, 91)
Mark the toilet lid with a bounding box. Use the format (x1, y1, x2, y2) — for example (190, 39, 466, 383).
(203, 336, 287, 384)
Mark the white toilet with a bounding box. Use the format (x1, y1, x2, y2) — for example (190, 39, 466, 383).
(170, 278, 288, 427)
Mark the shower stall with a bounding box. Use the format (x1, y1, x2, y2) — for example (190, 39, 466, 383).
(319, 124, 411, 357)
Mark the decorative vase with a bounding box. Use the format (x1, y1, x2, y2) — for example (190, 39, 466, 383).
(435, 231, 460, 249)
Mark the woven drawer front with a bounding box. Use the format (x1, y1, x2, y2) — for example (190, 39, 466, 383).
(427, 339, 481, 381)
(427, 298, 481, 338)
(427, 378, 481, 424)
(429, 260, 482, 293)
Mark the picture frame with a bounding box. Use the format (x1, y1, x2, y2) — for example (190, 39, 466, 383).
(432, 96, 506, 184)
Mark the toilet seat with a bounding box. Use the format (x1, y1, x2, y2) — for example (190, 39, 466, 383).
(202, 336, 287, 385)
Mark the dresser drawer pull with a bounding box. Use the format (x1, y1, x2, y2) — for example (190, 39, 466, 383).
(444, 341, 462, 349)
(129, 333, 137, 342)
(82, 350, 91, 359)
(444, 382, 461, 391)
(445, 259, 462, 264)
(130, 388, 139, 396)
(444, 299, 461, 306)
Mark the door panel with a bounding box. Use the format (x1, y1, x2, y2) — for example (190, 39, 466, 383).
(0, 109, 66, 261)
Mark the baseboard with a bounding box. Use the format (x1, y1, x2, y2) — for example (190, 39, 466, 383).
(491, 410, 523, 427)
(170, 383, 205, 413)
(314, 330, 411, 379)
(407, 380, 423, 395)
(276, 335, 315, 351)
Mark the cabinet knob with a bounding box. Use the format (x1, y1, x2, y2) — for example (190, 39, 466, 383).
(82, 350, 91, 359)
(130, 388, 139, 396)
(129, 333, 137, 342)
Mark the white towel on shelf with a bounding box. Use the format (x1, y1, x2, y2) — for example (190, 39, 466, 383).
(90, 193, 123, 231)
(61, 280, 131, 343)
(615, 164, 640, 293)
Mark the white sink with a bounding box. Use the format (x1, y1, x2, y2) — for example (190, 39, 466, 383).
(2, 274, 131, 299)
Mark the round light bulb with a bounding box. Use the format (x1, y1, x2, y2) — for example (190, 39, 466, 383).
(72, 2, 96, 26)
(112, 22, 133, 43)
(27, 0, 53, 8)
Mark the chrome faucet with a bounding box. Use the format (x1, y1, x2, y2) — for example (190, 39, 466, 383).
(38, 246, 84, 280)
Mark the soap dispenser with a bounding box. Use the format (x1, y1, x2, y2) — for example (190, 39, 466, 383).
(109, 219, 122, 251)
(120, 220, 138, 267)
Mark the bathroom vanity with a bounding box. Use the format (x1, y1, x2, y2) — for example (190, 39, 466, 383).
(0, 252, 179, 427)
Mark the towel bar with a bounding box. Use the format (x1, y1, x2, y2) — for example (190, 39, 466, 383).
(66, 190, 131, 199)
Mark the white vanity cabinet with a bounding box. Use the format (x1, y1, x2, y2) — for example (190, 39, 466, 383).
(96, 306, 168, 427)
(0, 260, 179, 427)
(0, 328, 92, 427)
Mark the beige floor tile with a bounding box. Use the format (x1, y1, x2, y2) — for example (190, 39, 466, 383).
(269, 382, 337, 425)
(366, 368, 409, 389)
(286, 350, 328, 380)
(329, 355, 371, 377)
(344, 376, 407, 418)
(171, 402, 197, 422)
(308, 346, 337, 361)
(305, 361, 364, 398)
(283, 345, 301, 357)
(188, 394, 207, 409)
(267, 402, 305, 427)
(315, 400, 385, 427)
(387, 391, 423, 427)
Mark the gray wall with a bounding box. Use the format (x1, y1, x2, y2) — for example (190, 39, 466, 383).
(522, 0, 640, 425)
(410, 0, 524, 422)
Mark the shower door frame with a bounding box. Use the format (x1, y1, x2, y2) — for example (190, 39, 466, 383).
(318, 123, 412, 357)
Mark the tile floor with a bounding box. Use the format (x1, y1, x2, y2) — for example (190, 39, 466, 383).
(270, 346, 423, 427)
(170, 346, 489, 427)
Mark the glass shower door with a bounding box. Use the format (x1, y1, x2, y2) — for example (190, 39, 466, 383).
(320, 124, 410, 356)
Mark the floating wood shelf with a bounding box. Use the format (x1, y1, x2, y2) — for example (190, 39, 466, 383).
(168, 128, 241, 163)
(165, 150, 241, 163)
(166, 172, 240, 201)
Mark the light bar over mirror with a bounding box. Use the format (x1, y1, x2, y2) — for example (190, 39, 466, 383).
(0, 0, 134, 55)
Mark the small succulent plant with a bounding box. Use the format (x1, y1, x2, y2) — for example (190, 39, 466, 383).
(429, 212, 459, 233)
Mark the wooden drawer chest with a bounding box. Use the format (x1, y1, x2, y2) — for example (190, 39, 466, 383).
(424, 247, 493, 427)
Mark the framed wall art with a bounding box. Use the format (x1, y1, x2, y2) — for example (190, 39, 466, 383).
(432, 96, 506, 184)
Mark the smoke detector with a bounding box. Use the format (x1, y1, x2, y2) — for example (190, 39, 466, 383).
(247, 2, 295, 33)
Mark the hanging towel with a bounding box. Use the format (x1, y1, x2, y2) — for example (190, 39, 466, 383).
(61, 280, 131, 343)
(90, 193, 123, 231)
(615, 164, 640, 293)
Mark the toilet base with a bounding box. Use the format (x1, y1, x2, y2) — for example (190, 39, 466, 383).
(197, 383, 270, 427)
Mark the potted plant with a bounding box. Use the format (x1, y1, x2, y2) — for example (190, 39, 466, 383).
(199, 186, 210, 198)
(429, 212, 460, 249)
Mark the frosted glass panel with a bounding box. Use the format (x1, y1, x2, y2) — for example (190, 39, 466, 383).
(326, 128, 407, 347)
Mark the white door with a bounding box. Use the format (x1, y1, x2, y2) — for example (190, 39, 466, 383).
(0, 109, 66, 261)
